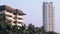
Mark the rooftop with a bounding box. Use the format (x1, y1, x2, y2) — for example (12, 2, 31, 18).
(0, 5, 26, 15)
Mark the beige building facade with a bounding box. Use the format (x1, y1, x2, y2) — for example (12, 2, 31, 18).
(0, 5, 26, 27)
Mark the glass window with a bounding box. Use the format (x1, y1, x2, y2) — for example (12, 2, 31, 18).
(18, 22, 22, 24)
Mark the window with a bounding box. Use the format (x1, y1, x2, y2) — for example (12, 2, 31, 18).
(13, 13, 17, 15)
(10, 11, 12, 13)
(18, 22, 22, 24)
(18, 18, 23, 20)
(13, 21, 17, 24)
(6, 15, 12, 17)
(13, 17, 17, 20)
(0, 10, 2, 12)
(18, 13, 23, 16)
(6, 11, 12, 13)
(0, 14, 3, 16)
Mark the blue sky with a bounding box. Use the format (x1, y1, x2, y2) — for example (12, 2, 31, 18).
(0, 0, 60, 33)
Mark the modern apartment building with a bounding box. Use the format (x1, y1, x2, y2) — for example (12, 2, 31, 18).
(0, 5, 26, 27)
(43, 2, 55, 32)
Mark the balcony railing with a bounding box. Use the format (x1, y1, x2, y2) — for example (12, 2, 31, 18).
(6, 16, 14, 20)
(17, 24, 22, 26)
(17, 15, 24, 18)
(5, 11, 13, 16)
(17, 20, 23, 22)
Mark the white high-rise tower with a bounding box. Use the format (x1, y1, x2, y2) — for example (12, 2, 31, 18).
(43, 2, 55, 32)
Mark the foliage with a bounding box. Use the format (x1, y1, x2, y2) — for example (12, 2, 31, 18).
(0, 23, 57, 34)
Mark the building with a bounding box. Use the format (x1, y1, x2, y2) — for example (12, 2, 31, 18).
(43, 2, 55, 32)
(0, 5, 26, 27)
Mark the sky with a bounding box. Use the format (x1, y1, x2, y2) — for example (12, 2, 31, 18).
(0, 0, 60, 33)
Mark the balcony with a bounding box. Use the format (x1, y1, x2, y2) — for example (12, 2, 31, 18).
(17, 24, 22, 26)
(5, 11, 13, 16)
(13, 15, 24, 19)
(6, 16, 14, 21)
(17, 20, 23, 22)
(17, 15, 24, 18)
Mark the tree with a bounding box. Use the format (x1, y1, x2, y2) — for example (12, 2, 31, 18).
(27, 23, 36, 34)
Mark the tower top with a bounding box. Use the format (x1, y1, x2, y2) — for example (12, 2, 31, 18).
(45, 0, 48, 2)
(44, 0, 53, 2)
(43, 0, 48, 2)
